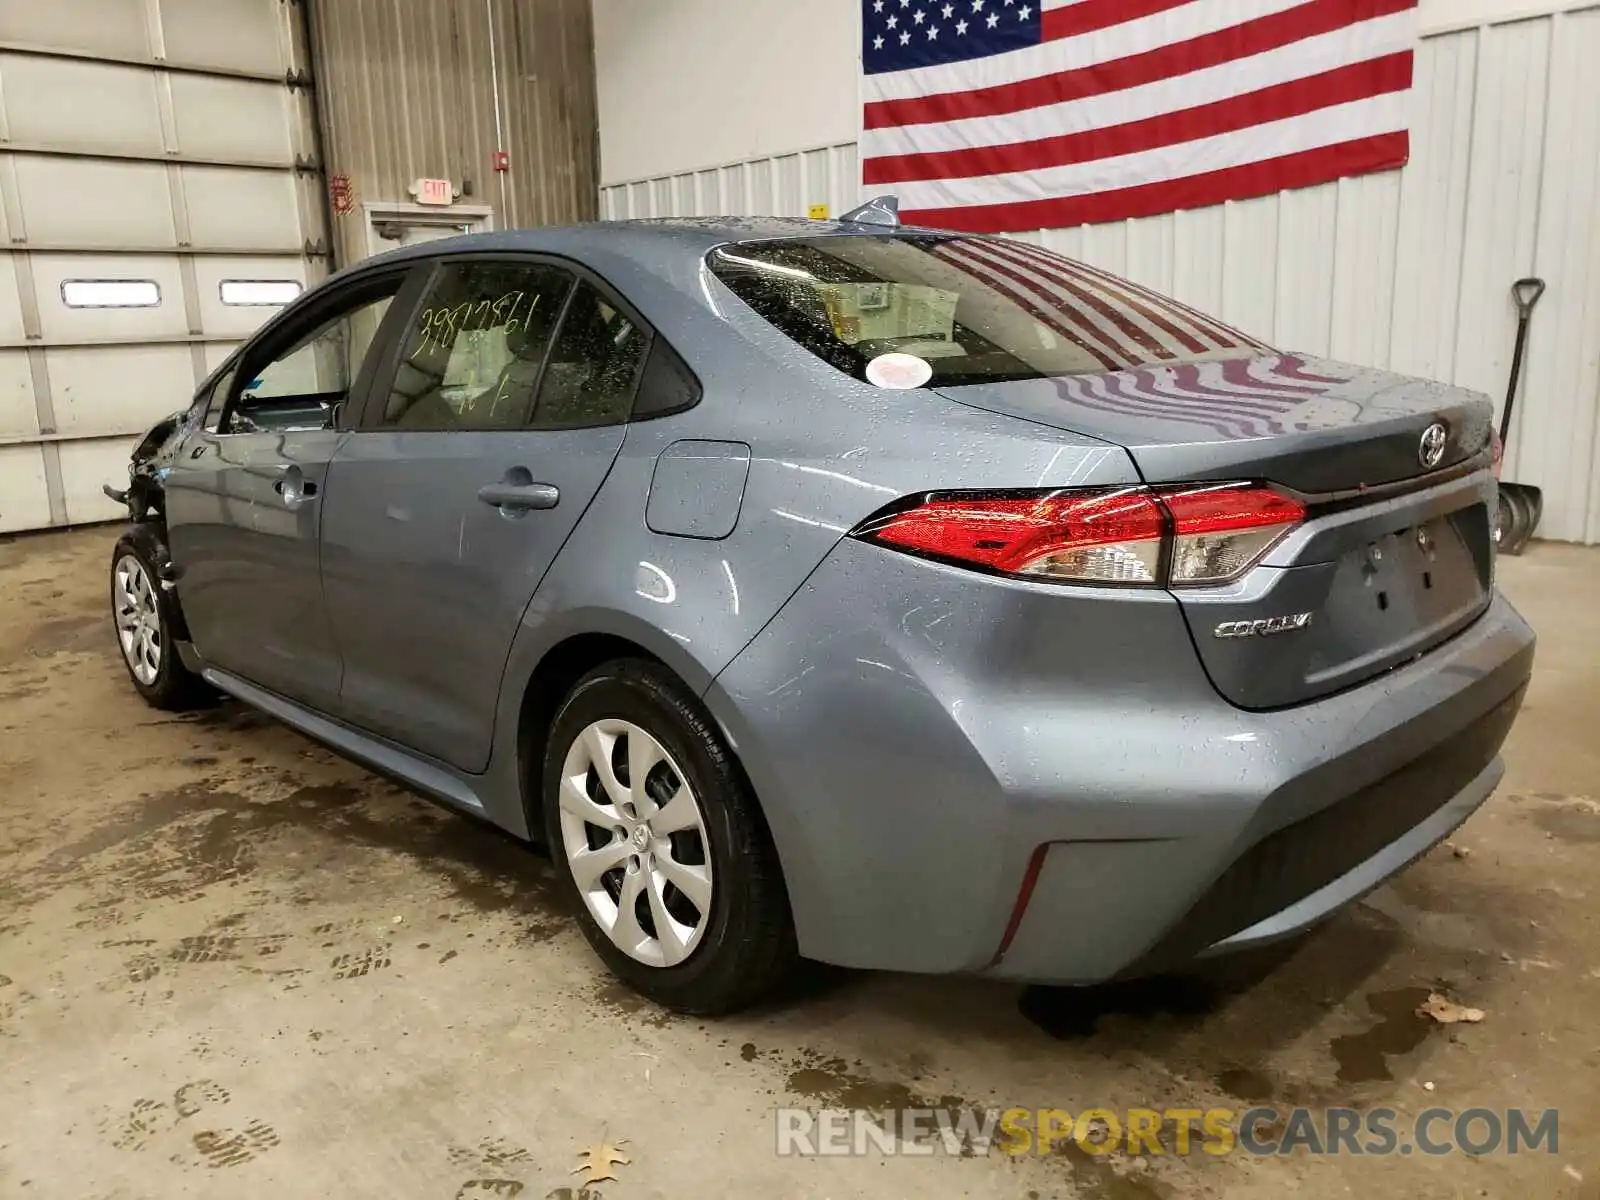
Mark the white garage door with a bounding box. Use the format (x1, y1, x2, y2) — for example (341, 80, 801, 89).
(0, 0, 328, 532)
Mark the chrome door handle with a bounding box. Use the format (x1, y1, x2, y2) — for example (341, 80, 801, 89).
(477, 482, 559, 511)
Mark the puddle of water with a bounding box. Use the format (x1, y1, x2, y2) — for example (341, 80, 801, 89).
(1328, 986, 1434, 1084)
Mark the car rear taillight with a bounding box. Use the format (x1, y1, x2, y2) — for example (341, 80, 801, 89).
(1160, 485, 1305, 585)
(853, 484, 1304, 588)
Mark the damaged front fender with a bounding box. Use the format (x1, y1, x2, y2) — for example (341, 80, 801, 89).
(111, 409, 188, 522)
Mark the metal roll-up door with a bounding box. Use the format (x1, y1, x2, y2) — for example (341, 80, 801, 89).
(0, 0, 330, 532)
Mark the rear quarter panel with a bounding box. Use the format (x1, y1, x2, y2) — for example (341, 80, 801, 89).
(503, 248, 1140, 670)
(488, 242, 1139, 808)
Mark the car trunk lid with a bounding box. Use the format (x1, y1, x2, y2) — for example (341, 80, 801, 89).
(936, 353, 1493, 494)
(938, 355, 1497, 709)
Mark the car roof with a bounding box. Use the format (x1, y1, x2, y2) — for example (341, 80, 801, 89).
(339, 216, 949, 280)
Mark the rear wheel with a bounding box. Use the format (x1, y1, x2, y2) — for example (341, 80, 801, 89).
(109, 526, 212, 711)
(542, 658, 796, 1014)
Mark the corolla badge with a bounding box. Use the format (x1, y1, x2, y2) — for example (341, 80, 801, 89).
(1214, 612, 1313, 639)
(1419, 421, 1448, 469)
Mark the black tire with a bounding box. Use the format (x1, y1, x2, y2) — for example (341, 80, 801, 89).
(542, 658, 797, 1014)
(109, 525, 213, 711)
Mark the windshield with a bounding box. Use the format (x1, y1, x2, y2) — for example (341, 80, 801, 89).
(708, 235, 1271, 388)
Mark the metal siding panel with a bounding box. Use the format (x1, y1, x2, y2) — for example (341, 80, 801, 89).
(1076, 220, 1125, 279)
(1390, 29, 1478, 383)
(0, 0, 150, 59)
(30, 253, 187, 341)
(11, 157, 176, 247)
(1522, 9, 1600, 542)
(311, 0, 597, 265)
(181, 166, 303, 250)
(1125, 212, 1176, 296)
(168, 75, 294, 163)
(157, 0, 285, 74)
(724, 163, 747, 215)
(695, 169, 718, 216)
(45, 344, 193, 434)
(1451, 17, 1549, 404)
(1039, 225, 1084, 260)
(748, 159, 772, 217)
(0, 350, 38, 438)
(1219, 196, 1278, 341)
(0, 54, 164, 155)
(1274, 182, 1338, 356)
(0, 446, 51, 533)
(776, 153, 801, 217)
(1328, 170, 1402, 367)
(1172, 205, 1225, 317)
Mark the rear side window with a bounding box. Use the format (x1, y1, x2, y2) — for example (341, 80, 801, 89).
(381, 261, 574, 430)
(707, 235, 1270, 387)
(530, 282, 650, 428)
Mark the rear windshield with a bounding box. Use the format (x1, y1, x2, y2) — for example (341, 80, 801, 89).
(708, 235, 1270, 387)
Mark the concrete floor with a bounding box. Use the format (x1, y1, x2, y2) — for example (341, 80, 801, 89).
(0, 527, 1596, 1200)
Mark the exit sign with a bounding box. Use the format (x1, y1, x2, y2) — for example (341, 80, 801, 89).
(413, 177, 454, 206)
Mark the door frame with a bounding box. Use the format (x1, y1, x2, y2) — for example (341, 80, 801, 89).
(362, 202, 496, 260)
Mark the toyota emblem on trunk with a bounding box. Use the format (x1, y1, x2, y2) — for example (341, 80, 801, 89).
(1419, 422, 1448, 469)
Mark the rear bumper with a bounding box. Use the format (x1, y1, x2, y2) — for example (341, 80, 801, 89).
(996, 683, 1521, 983)
(705, 538, 1535, 982)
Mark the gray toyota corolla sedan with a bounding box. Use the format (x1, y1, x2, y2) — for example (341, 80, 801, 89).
(105, 199, 1534, 1014)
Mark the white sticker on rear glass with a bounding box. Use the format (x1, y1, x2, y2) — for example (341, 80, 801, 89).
(865, 352, 933, 390)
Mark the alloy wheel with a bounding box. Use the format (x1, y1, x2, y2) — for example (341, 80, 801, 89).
(113, 554, 162, 686)
(557, 718, 714, 967)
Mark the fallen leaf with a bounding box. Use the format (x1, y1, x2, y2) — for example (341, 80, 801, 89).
(1416, 993, 1485, 1025)
(572, 1140, 630, 1186)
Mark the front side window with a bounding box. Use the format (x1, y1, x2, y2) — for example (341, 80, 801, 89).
(381, 262, 574, 430)
(245, 295, 395, 402)
(708, 236, 1271, 387)
(225, 287, 398, 433)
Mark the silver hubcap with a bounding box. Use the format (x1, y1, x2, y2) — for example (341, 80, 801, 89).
(558, 719, 713, 968)
(113, 555, 162, 686)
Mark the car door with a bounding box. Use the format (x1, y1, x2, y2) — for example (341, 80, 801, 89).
(318, 256, 652, 772)
(162, 267, 423, 710)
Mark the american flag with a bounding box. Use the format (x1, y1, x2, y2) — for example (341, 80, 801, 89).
(861, 0, 1419, 233)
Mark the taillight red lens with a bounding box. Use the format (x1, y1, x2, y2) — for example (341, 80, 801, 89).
(855, 483, 1304, 587)
(864, 489, 1166, 584)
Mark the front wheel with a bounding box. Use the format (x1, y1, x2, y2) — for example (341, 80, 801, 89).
(109, 526, 212, 711)
(542, 658, 797, 1014)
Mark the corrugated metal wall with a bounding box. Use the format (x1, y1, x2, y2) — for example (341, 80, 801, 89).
(601, 4, 1600, 545)
(310, 0, 598, 267)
